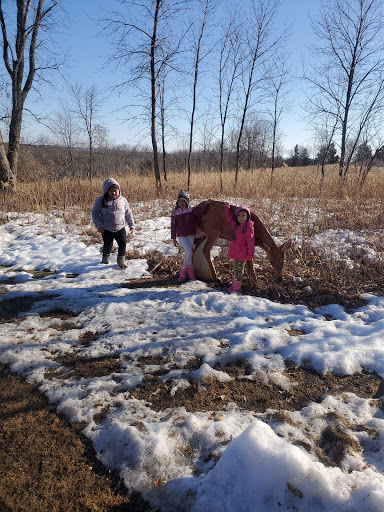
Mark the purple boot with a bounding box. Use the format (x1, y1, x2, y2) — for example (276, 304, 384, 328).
(178, 267, 188, 282)
(186, 265, 195, 280)
(228, 279, 242, 294)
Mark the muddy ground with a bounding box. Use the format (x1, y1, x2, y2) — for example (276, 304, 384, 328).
(1, 254, 384, 511)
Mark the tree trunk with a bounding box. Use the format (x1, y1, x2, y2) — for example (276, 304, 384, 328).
(151, 0, 162, 191)
(0, 0, 57, 188)
(0, 130, 15, 187)
(187, 0, 209, 190)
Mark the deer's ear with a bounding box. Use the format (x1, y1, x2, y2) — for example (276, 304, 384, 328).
(280, 241, 292, 253)
(261, 242, 271, 253)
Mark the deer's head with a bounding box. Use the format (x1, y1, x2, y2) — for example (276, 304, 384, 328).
(261, 240, 291, 282)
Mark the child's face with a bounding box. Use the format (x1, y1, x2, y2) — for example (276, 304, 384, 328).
(108, 186, 120, 199)
(237, 210, 248, 224)
(177, 198, 188, 209)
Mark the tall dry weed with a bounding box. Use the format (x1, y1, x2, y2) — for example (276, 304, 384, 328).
(1, 164, 384, 248)
(2, 165, 384, 211)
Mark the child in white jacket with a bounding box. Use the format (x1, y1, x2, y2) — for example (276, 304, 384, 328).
(92, 178, 135, 268)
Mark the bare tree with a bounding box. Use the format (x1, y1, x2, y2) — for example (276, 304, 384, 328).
(48, 99, 81, 176)
(263, 54, 291, 180)
(157, 30, 185, 184)
(234, 0, 285, 187)
(217, 11, 242, 192)
(305, 0, 384, 180)
(71, 84, 106, 180)
(158, 51, 168, 183)
(242, 116, 271, 169)
(0, 0, 61, 188)
(102, 0, 188, 191)
(186, 0, 213, 189)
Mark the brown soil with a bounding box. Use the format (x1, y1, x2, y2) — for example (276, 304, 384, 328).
(132, 361, 383, 414)
(0, 366, 150, 512)
(1, 253, 383, 511)
(126, 249, 377, 312)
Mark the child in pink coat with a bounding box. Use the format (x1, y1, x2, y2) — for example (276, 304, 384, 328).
(225, 204, 255, 293)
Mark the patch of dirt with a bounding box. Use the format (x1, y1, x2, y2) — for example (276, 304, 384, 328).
(0, 269, 56, 285)
(39, 308, 78, 319)
(47, 354, 121, 380)
(317, 424, 362, 466)
(79, 330, 109, 345)
(0, 365, 150, 512)
(122, 252, 372, 313)
(0, 294, 57, 323)
(132, 361, 383, 414)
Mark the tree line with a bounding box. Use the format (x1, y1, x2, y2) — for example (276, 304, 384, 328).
(11, 136, 384, 184)
(1, 0, 384, 191)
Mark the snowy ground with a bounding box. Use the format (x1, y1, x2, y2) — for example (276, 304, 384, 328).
(1, 207, 384, 511)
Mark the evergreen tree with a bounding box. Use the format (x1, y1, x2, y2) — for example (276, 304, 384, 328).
(300, 147, 310, 166)
(316, 142, 339, 164)
(290, 144, 300, 166)
(355, 142, 372, 165)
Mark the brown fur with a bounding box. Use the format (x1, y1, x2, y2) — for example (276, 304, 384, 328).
(193, 200, 291, 286)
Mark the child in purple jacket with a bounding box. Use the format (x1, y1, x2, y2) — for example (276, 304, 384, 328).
(225, 204, 255, 293)
(171, 190, 207, 282)
(92, 178, 135, 269)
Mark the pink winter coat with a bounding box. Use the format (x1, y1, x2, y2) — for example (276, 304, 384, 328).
(225, 205, 255, 261)
(171, 203, 208, 239)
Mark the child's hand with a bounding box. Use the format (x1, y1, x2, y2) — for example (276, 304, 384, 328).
(130, 227, 135, 236)
(173, 239, 178, 247)
(97, 226, 104, 234)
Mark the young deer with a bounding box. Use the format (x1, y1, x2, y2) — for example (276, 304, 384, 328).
(193, 200, 291, 286)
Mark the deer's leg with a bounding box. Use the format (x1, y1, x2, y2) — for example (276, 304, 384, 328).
(245, 259, 257, 288)
(193, 232, 219, 279)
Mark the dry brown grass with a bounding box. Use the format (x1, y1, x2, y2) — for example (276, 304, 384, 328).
(2, 165, 384, 214)
(0, 366, 150, 512)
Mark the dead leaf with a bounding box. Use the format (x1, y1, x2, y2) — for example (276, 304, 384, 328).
(287, 482, 303, 498)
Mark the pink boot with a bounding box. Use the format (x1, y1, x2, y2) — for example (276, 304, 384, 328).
(186, 265, 195, 280)
(228, 279, 241, 294)
(178, 267, 188, 282)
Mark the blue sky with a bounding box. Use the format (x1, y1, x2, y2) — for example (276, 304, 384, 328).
(23, 0, 321, 156)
